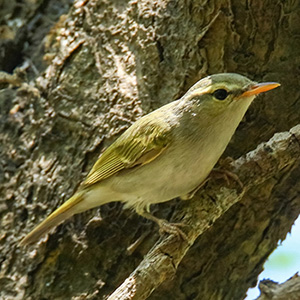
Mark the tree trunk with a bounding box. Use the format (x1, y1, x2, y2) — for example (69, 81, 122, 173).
(0, 0, 299, 299)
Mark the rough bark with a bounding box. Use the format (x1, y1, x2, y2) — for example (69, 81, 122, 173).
(0, 0, 299, 300)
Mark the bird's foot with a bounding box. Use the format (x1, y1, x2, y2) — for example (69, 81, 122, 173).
(140, 210, 188, 240)
(157, 219, 188, 240)
(210, 168, 244, 192)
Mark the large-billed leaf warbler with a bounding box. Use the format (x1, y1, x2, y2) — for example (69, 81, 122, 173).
(20, 73, 280, 245)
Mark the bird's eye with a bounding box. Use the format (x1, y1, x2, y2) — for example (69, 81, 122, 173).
(213, 89, 228, 101)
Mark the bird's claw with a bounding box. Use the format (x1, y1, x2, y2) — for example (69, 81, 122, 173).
(157, 219, 188, 240)
(211, 168, 244, 192)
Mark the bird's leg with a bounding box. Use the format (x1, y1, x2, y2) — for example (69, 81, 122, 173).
(210, 168, 244, 191)
(180, 158, 244, 201)
(139, 210, 188, 240)
(180, 178, 210, 200)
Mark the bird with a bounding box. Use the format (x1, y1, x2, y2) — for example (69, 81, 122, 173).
(19, 73, 280, 246)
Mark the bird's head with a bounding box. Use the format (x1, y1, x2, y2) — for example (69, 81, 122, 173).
(182, 73, 280, 118)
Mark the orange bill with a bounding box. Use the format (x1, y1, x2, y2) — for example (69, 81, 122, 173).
(241, 82, 280, 97)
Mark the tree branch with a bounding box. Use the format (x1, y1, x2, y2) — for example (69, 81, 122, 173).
(108, 124, 300, 300)
(257, 274, 300, 300)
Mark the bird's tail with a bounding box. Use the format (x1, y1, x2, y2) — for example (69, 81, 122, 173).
(19, 191, 85, 246)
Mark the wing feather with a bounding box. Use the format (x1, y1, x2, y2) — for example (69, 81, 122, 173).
(81, 114, 173, 187)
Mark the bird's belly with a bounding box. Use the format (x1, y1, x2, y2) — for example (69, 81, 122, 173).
(109, 141, 223, 208)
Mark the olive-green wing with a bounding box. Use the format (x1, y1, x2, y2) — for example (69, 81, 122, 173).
(82, 116, 173, 187)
